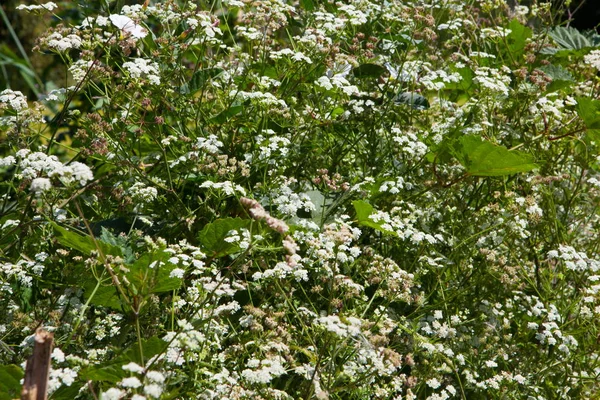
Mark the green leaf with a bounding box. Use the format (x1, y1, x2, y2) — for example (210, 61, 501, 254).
(84, 280, 123, 310)
(506, 19, 532, 59)
(300, 0, 315, 11)
(395, 92, 429, 109)
(197, 218, 251, 257)
(352, 200, 397, 236)
(81, 337, 167, 383)
(188, 68, 223, 94)
(353, 63, 387, 78)
(128, 252, 183, 294)
(449, 136, 538, 176)
(549, 26, 592, 50)
(540, 64, 574, 92)
(210, 104, 243, 124)
(0, 364, 23, 400)
(52, 223, 122, 258)
(575, 97, 600, 140)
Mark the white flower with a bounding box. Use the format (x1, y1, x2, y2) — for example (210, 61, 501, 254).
(426, 378, 441, 389)
(30, 178, 52, 193)
(110, 14, 148, 39)
(101, 388, 125, 400)
(120, 376, 142, 388)
(584, 50, 600, 71)
(122, 58, 161, 85)
(16, 2, 57, 12)
(145, 371, 165, 383)
(169, 268, 185, 278)
(122, 362, 144, 373)
(0, 89, 28, 111)
(143, 384, 163, 398)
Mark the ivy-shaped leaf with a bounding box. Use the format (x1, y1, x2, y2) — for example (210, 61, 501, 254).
(52, 223, 122, 258)
(352, 200, 397, 236)
(506, 19, 532, 59)
(198, 218, 252, 257)
(450, 136, 538, 176)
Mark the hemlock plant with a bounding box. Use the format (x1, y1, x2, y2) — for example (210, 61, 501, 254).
(1, 0, 600, 399)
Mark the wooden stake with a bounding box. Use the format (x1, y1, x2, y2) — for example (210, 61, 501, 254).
(21, 329, 54, 400)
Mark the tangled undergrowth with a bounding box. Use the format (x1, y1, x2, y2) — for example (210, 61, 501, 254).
(2, 0, 600, 399)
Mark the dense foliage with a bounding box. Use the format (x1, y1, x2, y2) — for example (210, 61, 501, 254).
(2, 0, 600, 398)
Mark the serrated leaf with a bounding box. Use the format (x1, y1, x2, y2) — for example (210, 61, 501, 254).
(52, 223, 122, 258)
(539, 64, 574, 82)
(450, 136, 538, 176)
(353, 63, 387, 78)
(352, 200, 397, 236)
(198, 218, 251, 257)
(395, 92, 429, 109)
(549, 26, 592, 50)
(0, 364, 23, 400)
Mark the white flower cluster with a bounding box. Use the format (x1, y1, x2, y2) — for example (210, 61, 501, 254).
(241, 356, 287, 384)
(255, 133, 291, 162)
(0, 89, 28, 111)
(122, 58, 161, 85)
(101, 362, 166, 399)
(16, 2, 57, 12)
(473, 67, 512, 96)
(196, 134, 223, 154)
(547, 245, 600, 272)
(68, 59, 95, 83)
(267, 184, 315, 217)
(200, 180, 246, 196)
(584, 50, 600, 71)
(1, 150, 94, 191)
(0, 254, 46, 288)
(315, 64, 359, 96)
(314, 314, 362, 338)
(391, 127, 428, 159)
(126, 182, 158, 203)
(46, 31, 82, 52)
(230, 90, 289, 110)
(270, 48, 313, 64)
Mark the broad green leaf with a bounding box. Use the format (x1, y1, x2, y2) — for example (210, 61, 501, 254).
(575, 97, 600, 140)
(352, 200, 397, 236)
(300, 0, 315, 11)
(506, 19, 532, 59)
(450, 136, 538, 176)
(210, 104, 243, 124)
(197, 218, 251, 257)
(0, 365, 23, 400)
(84, 280, 122, 311)
(81, 337, 167, 383)
(395, 92, 429, 109)
(128, 252, 183, 294)
(540, 64, 574, 92)
(539, 64, 574, 82)
(549, 26, 591, 50)
(353, 63, 387, 78)
(52, 223, 122, 257)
